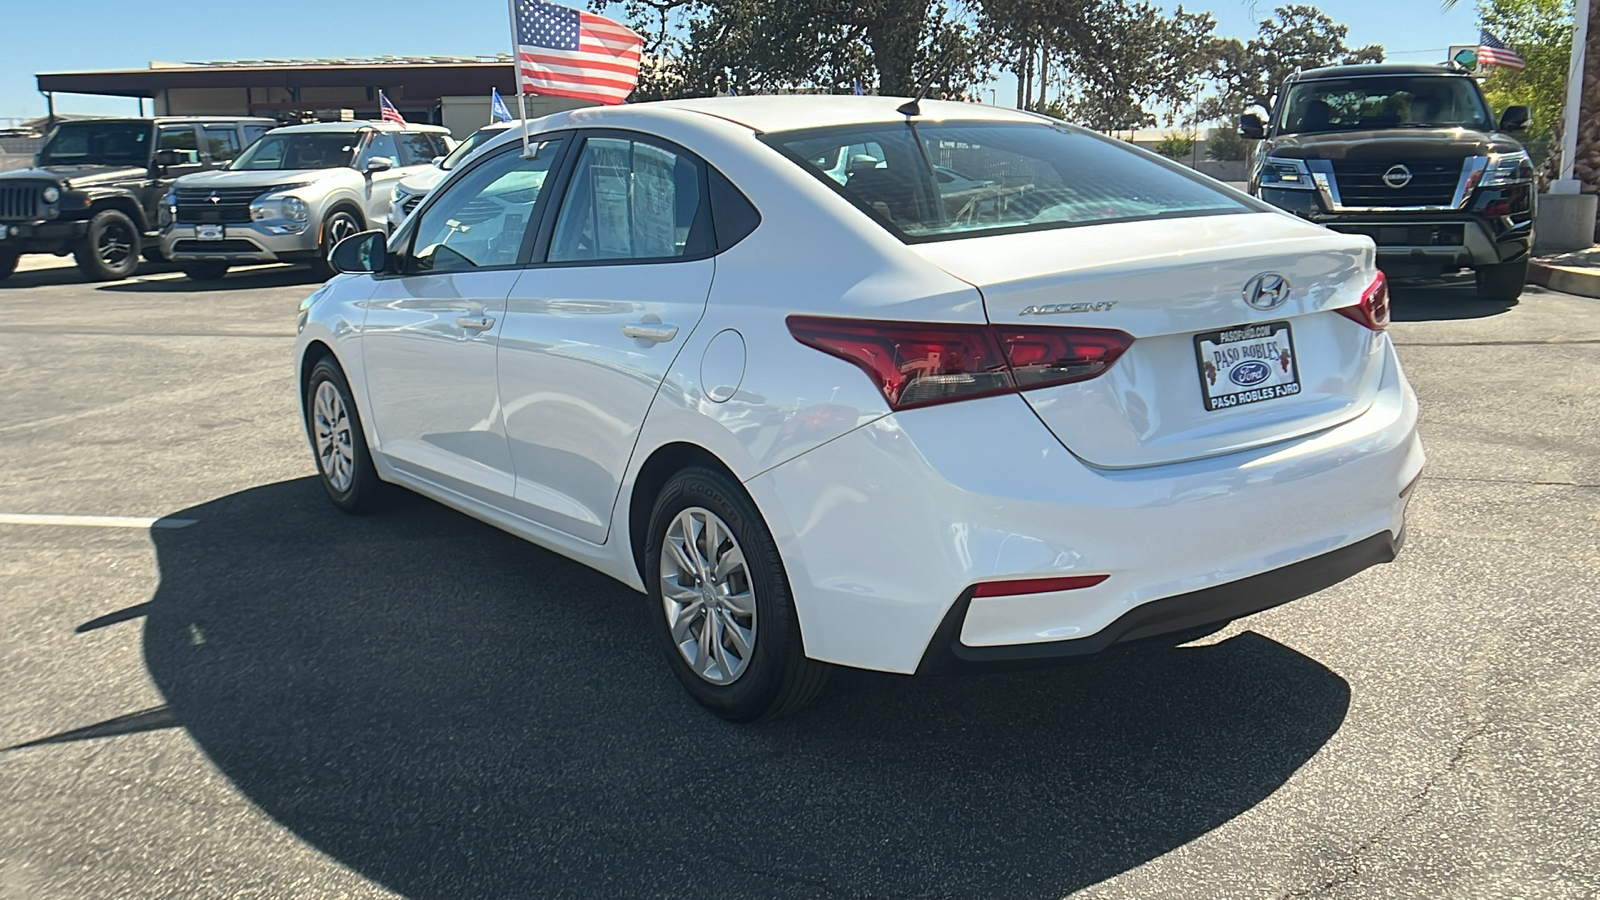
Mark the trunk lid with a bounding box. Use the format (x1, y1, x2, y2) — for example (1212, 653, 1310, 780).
(911, 212, 1385, 469)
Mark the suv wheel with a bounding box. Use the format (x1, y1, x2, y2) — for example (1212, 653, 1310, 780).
(312, 209, 362, 279)
(646, 468, 830, 721)
(180, 263, 230, 282)
(0, 251, 16, 282)
(74, 209, 142, 281)
(1475, 258, 1528, 302)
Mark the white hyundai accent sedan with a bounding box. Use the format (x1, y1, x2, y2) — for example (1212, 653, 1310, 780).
(296, 96, 1423, 720)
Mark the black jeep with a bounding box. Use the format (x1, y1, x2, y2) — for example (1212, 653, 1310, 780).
(1243, 63, 1535, 301)
(0, 117, 276, 282)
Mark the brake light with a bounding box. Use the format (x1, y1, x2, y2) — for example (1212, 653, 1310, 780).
(1336, 271, 1390, 331)
(787, 316, 1133, 411)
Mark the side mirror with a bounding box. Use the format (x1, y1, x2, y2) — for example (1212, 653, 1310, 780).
(364, 156, 394, 175)
(328, 229, 389, 275)
(1239, 114, 1266, 140)
(1499, 105, 1531, 132)
(431, 155, 445, 167)
(154, 149, 181, 168)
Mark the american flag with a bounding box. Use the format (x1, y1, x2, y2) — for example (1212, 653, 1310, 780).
(1478, 30, 1526, 71)
(512, 0, 642, 106)
(378, 91, 406, 125)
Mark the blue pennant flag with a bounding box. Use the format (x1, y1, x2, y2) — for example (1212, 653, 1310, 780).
(490, 87, 514, 124)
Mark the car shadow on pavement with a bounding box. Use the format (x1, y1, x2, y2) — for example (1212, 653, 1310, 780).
(1388, 274, 1518, 321)
(142, 477, 1350, 899)
(96, 264, 327, 293)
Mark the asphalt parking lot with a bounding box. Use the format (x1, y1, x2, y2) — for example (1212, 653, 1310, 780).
(1, 254, 1597, 900)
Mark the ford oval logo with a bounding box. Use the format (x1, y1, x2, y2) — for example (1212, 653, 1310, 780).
(1230, 360, 1273, 387)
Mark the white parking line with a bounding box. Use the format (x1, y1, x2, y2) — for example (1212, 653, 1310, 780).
(0, 514, 197, 529)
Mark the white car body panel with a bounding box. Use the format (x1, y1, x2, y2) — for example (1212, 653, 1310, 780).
(294, 97, 1423, 678)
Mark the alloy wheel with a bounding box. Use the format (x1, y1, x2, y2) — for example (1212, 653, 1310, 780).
(313, 381, 355, 492)
(325, 214, 359, 252)
(659, 507, 758, 685)
(98, 221, 134, 267)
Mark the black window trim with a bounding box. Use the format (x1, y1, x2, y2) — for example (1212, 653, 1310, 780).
(759, 119, 1268, 245)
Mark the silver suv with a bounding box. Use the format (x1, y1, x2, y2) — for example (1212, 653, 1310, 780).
(160, 121, 451, 280)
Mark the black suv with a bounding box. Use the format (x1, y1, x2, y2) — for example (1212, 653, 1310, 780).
(1243, 63, 1534, 301)
(0, 116, 276, 282)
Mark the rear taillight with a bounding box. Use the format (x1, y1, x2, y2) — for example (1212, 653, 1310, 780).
(1336, 271, 1390, 331)
(787, 315, 1133, 411)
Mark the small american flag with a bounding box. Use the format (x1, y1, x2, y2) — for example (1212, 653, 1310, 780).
(378, 91, 406, 125)
(512, 0, 642, 106)
(1478, 30, 1526, 71)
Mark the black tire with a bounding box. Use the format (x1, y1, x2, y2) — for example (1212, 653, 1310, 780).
(73, 209, 142, 281)
(646, 468, 830, 721)
(180, 262, 230, 282)
(0, 251, 16, 281)
(304, 356, 389, 513)
(1475, 258, 1528, 302)
(311, 208, 363, 279)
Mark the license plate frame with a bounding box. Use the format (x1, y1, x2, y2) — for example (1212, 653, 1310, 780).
(195, 224, 225, 241)
(1193, 321, 1302, 412)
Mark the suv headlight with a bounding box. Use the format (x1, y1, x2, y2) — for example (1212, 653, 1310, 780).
(41, 185, 61, 204)
(1257, 156, 1316, 191)
(1480, 151, 1534, 187)
(250, 186, 313, 229)
(159, 191, 176, 227)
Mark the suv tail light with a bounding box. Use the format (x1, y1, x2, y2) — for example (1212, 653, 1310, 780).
(1336, 271, 1390, 331)
(786, 315, 1134, 411)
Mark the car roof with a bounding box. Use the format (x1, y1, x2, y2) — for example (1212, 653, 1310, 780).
(268, 120, 450, 134)
(1292, 63, 1468, 81)
(625, 96, 1041, 134)
(53, 116, 277, 124)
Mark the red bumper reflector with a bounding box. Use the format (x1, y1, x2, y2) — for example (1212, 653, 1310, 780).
(1400, 470, 1423, 497)
(972, 574, 1110, 598)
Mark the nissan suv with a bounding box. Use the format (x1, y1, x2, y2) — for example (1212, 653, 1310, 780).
(1243, 63, 1534, 301)
(159, 121, 450, 280)
(0, 117, 275, 282)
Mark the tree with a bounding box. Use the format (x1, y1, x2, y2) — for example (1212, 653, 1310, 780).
(1057, 3, 1218, 130)
(1476, 0, 1574, 167)
(1200, 5, 1386, 123)
(1205, 125, 1248, 160)
(1153, 131, 1197, 159)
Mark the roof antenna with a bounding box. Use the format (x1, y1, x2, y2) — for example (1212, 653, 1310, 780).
(897, 53, 958, 117)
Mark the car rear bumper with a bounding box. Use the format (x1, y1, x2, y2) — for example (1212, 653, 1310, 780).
(745, 339, 1423, 675)
(161, 222, 319, 263)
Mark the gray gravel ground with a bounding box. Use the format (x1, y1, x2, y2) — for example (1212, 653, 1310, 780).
(0, 255, 1596, 899)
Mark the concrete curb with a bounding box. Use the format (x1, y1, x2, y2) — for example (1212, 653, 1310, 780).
(1529, 260, 1600, 299)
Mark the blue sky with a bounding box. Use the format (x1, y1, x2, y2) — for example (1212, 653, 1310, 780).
(2, 0, 1481, 121)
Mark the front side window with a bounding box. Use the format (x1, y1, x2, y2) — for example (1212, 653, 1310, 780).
(201, 125, 242, 162)
(548, 136, 704, 262)
(230, 132, 360, 170)
(407, 139, 564, 274)
(769, 121, 1252, 242)
(38, 122, 152, 166)
(358, 132, 401, 169)
(1276, 77, 1494, 135)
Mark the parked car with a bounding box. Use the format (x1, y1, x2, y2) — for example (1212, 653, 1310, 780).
(0, 116, 276, 281)
(388, 121, 514, 231)
(160, 121, 450, 280)
(299, 96, 1423, 720)
(1243, 63, 1535, 301)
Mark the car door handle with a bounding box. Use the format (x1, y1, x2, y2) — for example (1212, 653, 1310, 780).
(620, 323, 680, 343)
(456, 315, 496, 332)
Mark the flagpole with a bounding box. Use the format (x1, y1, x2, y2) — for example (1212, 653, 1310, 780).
(508, 0, 532, 158)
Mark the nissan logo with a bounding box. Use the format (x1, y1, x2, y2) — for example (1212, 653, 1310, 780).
(1382, 164, 1413, 189)
(1243, 273, 1291, 311)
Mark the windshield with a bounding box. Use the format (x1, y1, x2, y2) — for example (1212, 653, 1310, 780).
(768, 121, 1252, 242)
(1277, 76, 1493, 135)
(439, 127, 509, 171)
(37, 121, 151, 167)
(230, 132, 361, 170)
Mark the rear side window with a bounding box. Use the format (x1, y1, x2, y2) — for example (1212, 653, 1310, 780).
(201, 125, 242, 162)
(767, 121, 1253, 242)
(397, 132, 445, 166)
(547, 136, 707, 262)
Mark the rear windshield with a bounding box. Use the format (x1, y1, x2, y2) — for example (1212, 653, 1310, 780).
(229, 132, 361, 170)
(766, 121, 1252, 242)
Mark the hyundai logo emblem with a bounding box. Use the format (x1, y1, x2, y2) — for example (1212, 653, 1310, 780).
(1382, 164, 1413, 189)
(1243, 273, 1291, 311)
